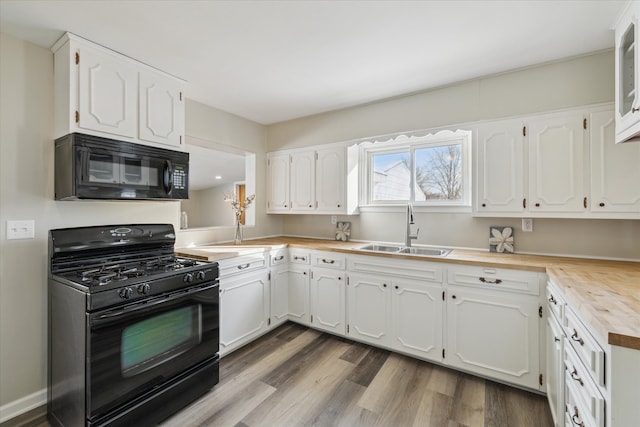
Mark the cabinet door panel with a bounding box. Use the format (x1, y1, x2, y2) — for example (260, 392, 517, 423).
(391, 279, 442, 361)
(347, 273, 390, 346)
(311, 268, 345, 335)
(139, 72, 183, 147)
(590, 110, 640, 213)
(528, 114, 585, 212)
(476, 121, 525, 213)
(316, 147, 345, 212)
(290, 151, 315, 211)
(220, 271, 269, 355)
(446, 286, 539, 389)
(78, 46, 137, 138)
(267, 153, 290, 212)
(271, 267, 289, 327)
(288, 268, 310, 325)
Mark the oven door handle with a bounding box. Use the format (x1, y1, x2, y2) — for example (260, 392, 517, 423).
(91, 283, 218, 326)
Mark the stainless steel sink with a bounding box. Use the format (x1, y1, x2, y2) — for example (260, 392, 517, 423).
(356, 243, 450, 257)
(400, 247, 451, 257)
(357, 243, 404, 253)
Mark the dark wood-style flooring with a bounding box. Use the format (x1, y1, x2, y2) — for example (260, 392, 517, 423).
(5, 322, 552, 427)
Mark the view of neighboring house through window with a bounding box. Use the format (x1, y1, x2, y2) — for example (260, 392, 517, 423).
(364, 130, 471, 206)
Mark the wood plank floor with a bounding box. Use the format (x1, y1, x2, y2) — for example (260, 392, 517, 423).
(8, 322, 553, 427)
(162, 323, 553, 427)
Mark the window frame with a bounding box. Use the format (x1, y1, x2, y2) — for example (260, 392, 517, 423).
(361, 130, 472, 208)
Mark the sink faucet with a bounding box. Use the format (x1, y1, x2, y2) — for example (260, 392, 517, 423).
(405, 203, 419, 247)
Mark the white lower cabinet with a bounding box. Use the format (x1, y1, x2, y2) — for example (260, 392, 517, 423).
(288, 266, 310, 325)
(219, 269, 270, 356)
(270, 264, 289, 327)
(391, 278, 443, 361)
(310, 267, 346, 335)
(346, 272, 391, 347)
(546, 313, 565, 427)
(446, 285, 540, 389)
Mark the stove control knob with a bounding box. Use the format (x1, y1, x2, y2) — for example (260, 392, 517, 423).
(137, 283, 150, 295)
(184, 273, 194, 284)
(196, 271, 206, 281)
(119, 287, 133, 299)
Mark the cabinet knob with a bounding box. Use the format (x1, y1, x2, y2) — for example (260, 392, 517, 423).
(633, 107, 640, 113)
(481, 203, 486, 207)
(337, 204, 341, 207)
(309, 204, 312, 208)
(383, 283, 387, 288)
(535, 203, 540, 207)
(394, 285, 399, 289)
(599, 202, 605, 207)
(284, 204, 288, 208)
(452, 295, 457, 299)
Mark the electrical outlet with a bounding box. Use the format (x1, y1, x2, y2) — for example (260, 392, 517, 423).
(522, 218, 533, 232)
(331, 215, 337, 225)
(7, 220, 35, 240)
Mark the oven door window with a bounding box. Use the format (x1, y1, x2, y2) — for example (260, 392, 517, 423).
(121, 306, 201, 377)
(88, 285, 219, 419)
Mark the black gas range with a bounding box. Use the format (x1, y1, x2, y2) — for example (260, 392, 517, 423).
(48, 224, 219, 427)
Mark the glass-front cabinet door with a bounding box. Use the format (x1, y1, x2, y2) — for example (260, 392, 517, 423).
(615, 1, 640, 143)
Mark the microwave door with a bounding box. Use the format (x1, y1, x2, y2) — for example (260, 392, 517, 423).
(87, 151, 121, 185)
(120, 155, 168, 196)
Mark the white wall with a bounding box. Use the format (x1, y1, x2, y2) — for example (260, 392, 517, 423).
(267, 50, 640, 260)
(0, 33, 280, 416)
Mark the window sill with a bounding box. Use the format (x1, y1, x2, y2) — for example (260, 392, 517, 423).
(358, 205, 472, 214)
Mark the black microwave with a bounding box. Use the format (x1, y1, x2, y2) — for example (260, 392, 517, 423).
(55, 133, 189, 201)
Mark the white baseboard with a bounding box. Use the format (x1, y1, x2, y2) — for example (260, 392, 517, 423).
(0, 388, 46, 423)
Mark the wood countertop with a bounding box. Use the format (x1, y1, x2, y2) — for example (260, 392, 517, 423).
(177, 236, 640, 350)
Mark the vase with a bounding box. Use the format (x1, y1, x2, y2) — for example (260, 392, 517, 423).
(234, 219, 243, 244)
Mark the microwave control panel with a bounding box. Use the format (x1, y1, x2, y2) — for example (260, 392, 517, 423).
(173, 167, 187, 190)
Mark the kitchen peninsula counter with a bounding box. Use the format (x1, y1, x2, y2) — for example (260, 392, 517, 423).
(177, 236, 640, 351)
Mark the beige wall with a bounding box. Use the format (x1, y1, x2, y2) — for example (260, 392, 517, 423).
(0, 33, 280, 415)
(267, 50, 640, 260)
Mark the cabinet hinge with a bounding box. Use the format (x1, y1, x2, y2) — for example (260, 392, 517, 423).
(539, 306, 543, 318)
(310, 315, 313, 323)
(75, 111, 79, 123)
(310, 271, 314, 280)
(442, 291, 445, 301)
(268, 272, 271, 281)
(179, 135, 182, 145)
(539, 373, 543, 386)
(75, 52, 79, 65)
(346, 276, 349, 285)
(180, 91, 183, 101)
(290, 156, 293, 164)
(347, 324, 349, 333)
(268, 318, 271, 326)
(583, 118, 587, 130)
(315, 152, 318, 160)
(442, 348, 446, 359)
(583, 197, 587, 209)
(522, 126, 526, 137)
(315, 201, 318, 209)
(523, 198, 527, 209)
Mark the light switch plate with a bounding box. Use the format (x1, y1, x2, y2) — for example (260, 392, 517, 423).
(7, 220, 35, 240)
(521, 218, 533, 232)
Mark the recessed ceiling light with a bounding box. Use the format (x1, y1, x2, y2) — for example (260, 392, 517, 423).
(215, 176, 222, 179)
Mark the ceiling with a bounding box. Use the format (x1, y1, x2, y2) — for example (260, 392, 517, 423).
(0, 1, 628, 125)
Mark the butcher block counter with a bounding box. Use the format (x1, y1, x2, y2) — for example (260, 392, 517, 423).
(177, 236, 640, 351)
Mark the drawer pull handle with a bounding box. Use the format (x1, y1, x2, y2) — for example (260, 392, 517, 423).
(571, 329, 585, 346)
(274, 255, 284, 261)
(322, 259, 335, 264)
(237, 263, 251, 270)
(548, 295, 557, 305)
(571, 367, 584, 386)
(572, 406, 585, 427)
(479, 277, 502, 284)
(554, 337, 560, 342)
(294, 256, 307, 261)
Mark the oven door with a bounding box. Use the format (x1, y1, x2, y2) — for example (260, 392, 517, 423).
(87, 282, 219, 420)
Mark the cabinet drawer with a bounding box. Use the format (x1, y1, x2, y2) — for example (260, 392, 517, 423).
(289, 249, 311, 265)
(447, 265, 540, 295)
(348, 255, 443, 283)
(311, 251, 346, 269)
(546, 281, 565, 325)
(564, 308, 605, 387)
(218, 253, 267, 279)
(270, 249, 288, 267)
(564, 344, 605, 427)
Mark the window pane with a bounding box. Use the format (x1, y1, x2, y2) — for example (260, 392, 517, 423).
(415, 144, 462, 201)
(371, 151, 410, 201)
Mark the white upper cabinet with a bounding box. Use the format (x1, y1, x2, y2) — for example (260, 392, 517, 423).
(290, 151, 316, 211)
(475, 119, 525, 213)
(528, 111, 586, 213)
(76, 45, 138, 138)
(615, 1, 640, 143)
(590, 110, 640, 214)
(267, 145, 356, 214)
(52, 33, 185, 149)
(139, 72, 185, 147)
